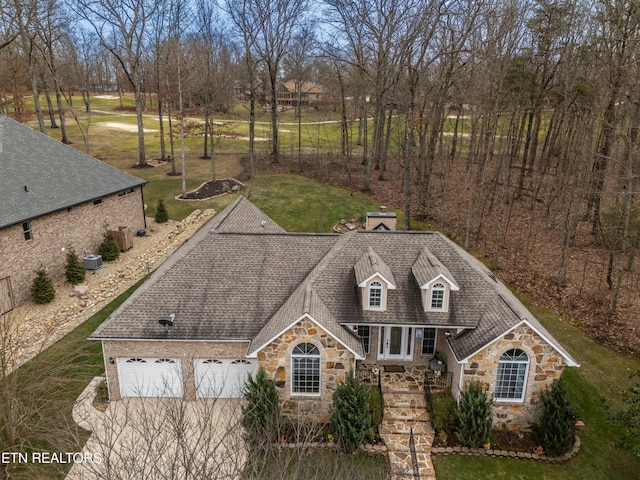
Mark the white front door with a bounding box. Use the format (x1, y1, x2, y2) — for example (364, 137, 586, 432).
(378, 326, 413, 361)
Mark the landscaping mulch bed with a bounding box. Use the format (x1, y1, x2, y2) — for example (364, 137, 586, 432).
(179, 178, 244, 200)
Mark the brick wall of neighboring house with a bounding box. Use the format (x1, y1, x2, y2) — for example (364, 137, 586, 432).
(258, 316, 356, 423)
(0, 188, 145, 307)
(102, 339, 250, 400)
(458, 323, 566, 431)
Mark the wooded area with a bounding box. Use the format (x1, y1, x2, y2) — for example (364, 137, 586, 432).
(1, 0, 640, 354)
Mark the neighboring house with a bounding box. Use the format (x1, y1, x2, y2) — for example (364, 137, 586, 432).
(91, 196, 578, 431)
(0, 115, 147, 312)
(276, 80, 325, 107)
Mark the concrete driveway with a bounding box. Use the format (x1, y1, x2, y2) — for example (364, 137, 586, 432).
(68, 377, 247, 480)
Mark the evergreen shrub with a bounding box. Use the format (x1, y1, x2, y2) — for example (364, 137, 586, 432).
(456, 381, 493, 448)
(536, 377, 576, 456)
(331, 369, 371, 453)
(98, 232, 120, 261)
(155, 199, 169, 223)
(31, 269, 55, 304)
(242, 367, 280, 448)
(64, 249, 85, 285)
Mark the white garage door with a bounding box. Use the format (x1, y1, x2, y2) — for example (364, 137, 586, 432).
(118, 358, 183, 397)
(195, 359, 257, 398)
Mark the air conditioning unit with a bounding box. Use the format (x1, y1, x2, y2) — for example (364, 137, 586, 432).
(83, 254, 103, 271)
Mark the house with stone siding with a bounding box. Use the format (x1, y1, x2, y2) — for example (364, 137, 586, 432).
(0, 115, 147, 313)
(91, 196, 578, 430)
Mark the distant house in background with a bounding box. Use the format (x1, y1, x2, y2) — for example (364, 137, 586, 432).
(276, 80, 325, 107)
(0, 115, 147, 312)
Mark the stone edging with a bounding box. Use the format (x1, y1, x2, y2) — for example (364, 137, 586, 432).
(431, 435, 581, 463)
(276, 442, 387, 454)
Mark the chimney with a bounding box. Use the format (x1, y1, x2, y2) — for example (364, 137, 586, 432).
(365, 206, 397, 231)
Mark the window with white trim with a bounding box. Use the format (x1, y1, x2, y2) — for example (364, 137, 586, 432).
(430, 283, 445, 310)
(356, 326, 371, 354)
(291, 343, 320, 395)
(422, 328, 436, 355)
(494, 349, 529, 401)
(368, 281, 382, 308)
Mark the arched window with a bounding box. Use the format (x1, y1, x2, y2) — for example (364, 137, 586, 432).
(368, 281, 383, 308)
(430, 282, 446, 310)
(291, 343, 320, 395)
(494, 349, 529, 401)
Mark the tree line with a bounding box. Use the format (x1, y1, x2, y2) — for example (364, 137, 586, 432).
(2, 0, 640, 337)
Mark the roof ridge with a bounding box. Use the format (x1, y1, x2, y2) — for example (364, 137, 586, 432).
(209, 195, 244, 230)
(367, 246, 379, 271)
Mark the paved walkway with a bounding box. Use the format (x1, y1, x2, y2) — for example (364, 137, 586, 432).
(378, 367, 436, 480)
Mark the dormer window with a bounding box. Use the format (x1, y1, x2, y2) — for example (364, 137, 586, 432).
(412, 248, 459, 313)
(430, 283, 445, 310)
(368, 281, 383, 308)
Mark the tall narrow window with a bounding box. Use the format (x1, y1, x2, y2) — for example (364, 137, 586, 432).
(22, 222, 32, 241)
(422, 328, 437, 355)
(356, 325, 371, 354)
(291, 343, 320, 395)
(495, 349, 529, 401)
(369, 281, 382, 308)
(430, 283, 445, 310)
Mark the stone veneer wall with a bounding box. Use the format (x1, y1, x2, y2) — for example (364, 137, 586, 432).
(257, 316, 355, 423)
(0, 188, 145, 307)
(102, 339, 250, 400)
(460, 323, 565, 430)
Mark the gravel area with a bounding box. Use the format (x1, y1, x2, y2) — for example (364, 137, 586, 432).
(6, 209, 216, 370)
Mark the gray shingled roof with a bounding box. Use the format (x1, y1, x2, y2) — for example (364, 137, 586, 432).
(0, 115, 146, 228)
(91, 199, 577, 367)
(412, 247, 458, 288)
(207, 196, 285, 233)
(354, 246, 396, 287)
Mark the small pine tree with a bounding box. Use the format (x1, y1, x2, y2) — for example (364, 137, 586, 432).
(242, 367, 280, 448)
(331, 369, 372, 453)
(456, 381, 493, 448)
(31, 269, 55, 304)
(155, 199, 169, 223)
(64, 249, 85, 285)
(536, 377, 576, 456)
(98, 232, 120, 261)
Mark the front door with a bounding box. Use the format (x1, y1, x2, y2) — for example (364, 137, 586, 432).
(378, 326, 413, 361)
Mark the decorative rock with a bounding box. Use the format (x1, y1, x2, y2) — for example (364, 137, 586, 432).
(72, 285, 89, 297)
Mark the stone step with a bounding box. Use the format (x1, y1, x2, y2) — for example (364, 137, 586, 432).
(384, 392, 427, 408)
(379, 420, 433, 436)
(381, 432, 434, 450)
(384, 405, 430, 423)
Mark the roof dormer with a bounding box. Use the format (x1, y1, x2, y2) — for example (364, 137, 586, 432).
(355, 247, 395, 311)
(412, 247, 459, 312)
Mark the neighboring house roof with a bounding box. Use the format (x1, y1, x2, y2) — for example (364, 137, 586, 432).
(91, 197, 578, 367)
(279, 80, 324, 95)
(0, 115, 147, 228)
